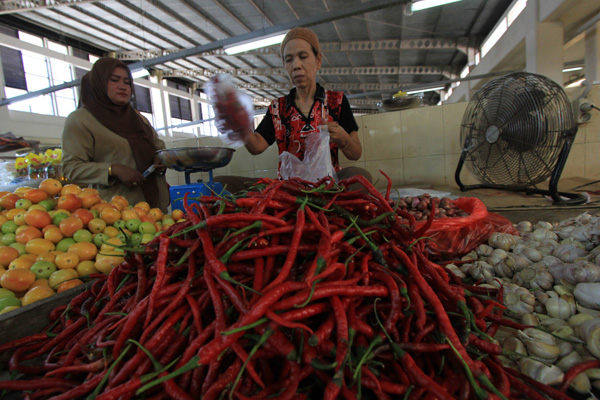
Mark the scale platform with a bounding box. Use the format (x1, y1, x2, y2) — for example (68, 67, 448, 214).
(156, 146, 235, 212)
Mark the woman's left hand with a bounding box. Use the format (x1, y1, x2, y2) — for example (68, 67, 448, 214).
(327, 121, 350, 149)
(153, 155, 167, 175)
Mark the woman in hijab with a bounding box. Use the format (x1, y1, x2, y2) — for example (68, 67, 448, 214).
(61, 57, 170, 211)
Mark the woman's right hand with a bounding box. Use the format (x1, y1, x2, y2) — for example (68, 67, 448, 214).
(111, 163, 145, 189)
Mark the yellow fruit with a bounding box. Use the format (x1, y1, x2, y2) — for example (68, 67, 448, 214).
(21, 285, 54, 306)
(95, 250, 124, 274)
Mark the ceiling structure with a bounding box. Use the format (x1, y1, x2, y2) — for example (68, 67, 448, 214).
(0, 0, 540, 110)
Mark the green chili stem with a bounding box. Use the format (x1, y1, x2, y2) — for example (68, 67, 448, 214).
(136, 356, 201, 395)
(229, 328, 274, 399)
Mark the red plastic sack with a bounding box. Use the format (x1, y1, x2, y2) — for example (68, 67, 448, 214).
(415, 197, 518, 260)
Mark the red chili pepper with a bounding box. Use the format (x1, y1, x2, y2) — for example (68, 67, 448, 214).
(559, 359, 600, 392)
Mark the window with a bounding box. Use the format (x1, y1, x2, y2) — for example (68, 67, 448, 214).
(134, 85, 152, 113)
(0, 26, 26, 90)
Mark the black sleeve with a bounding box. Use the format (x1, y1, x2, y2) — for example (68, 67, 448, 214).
(255, 109, 276, 146)
(337, 95, 359, 134)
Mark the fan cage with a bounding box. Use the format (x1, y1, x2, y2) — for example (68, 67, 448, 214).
(460, 72, 576, 190)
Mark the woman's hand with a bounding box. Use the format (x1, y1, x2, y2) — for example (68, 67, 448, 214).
(327, 121, 350, 149)
(327, 121, 362, 161)
(153, 155, 167, 175)
(111, 163, 145, 189)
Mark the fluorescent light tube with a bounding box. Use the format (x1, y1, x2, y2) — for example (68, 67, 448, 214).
(224, 33, 287, 55)
(131, 68, 150, 79)
(405, 86, 445, 95)
(562, 66, 583, 72)
(412, 0, 463, 12)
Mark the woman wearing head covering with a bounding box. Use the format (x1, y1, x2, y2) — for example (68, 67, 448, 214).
(215, 27, 372, 193)
(61, 57, 170, 211)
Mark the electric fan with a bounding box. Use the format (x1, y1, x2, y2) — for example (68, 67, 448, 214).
(455, 72, 587, 205)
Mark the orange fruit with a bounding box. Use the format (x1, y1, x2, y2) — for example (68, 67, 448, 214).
(8, 255, 36, 270)
(42, 224, 58, 235)
(5, 208, 21, 221)
(23, 188, 48, 204)
(120, 208, 140, 221)
(60, 184, 82, 196)
(35, 252, 56, 263)
(25, 238, 55, 255)
(15, 226, 43, 244)
(0, 215, 7, 225)
(54, 252, 79, 269)
(134, 201, 151, 213)
(148, 208, 163, 221)
(58, 217, 84, 237)
(79, 193, 101, 209)
(57, 279, 84, 293)
(0, 193, 20, 210)
(28, 278, 50, 290)
(56, 194, 83, 213)
(100, 237, 123, 251)
(76, 260, 99, 276)
(12, 210, 27, 226)
(72, 209, 94, 225)
(67, 242, 97, 261)
(24, 209, 53, 229)
(21, 285, 54, 306)
(87, 218, 107, 234)
(0, 246, 20, 267)
(95, 250, 124, 274)
(43, 227, 64, 244)
(91, 202, 112, 213)
(39, 178, 63, 196)
(100, 207, 121, 225)
(0, 269, 36, 292)
(111, 195, 129, 209)
(102, 226, 119, 238)
(79, 188, 99, 196)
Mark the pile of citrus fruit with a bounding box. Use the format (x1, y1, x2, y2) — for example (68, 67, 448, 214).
(0, 179, 184, 315)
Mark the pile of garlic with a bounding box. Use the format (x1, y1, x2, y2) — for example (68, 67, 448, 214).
(447, 211, 600, 395)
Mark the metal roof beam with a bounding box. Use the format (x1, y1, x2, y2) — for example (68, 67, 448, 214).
(0, 0, 95, 14)
(112, 37, 473, 60)
(162, 66, 458, 80)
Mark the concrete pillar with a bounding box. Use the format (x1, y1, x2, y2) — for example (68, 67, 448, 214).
(525, 22, 564, 85)
(0, 50, 10, 125)
(584, 21, 600, 82)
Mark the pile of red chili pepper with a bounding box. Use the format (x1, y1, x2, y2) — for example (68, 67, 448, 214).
(0, 175, 581, 399)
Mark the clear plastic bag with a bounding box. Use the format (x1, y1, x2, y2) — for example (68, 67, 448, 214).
(205, 74, 254, 147)
(279, 125, 337, 182)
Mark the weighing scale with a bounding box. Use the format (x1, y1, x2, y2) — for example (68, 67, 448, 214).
(156, 146, 235, 211)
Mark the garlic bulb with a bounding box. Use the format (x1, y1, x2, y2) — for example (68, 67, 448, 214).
(475, 244, 493, 257)
(557, 341, 575, 357)
(534, 221, 554, 230)
(502, 337, 526, 360)
(513, 266, 554, 291)
(556, 226, 574, 240)
(568, 372, 592, 394)
(524, 341, 561, 363)
(539, 317, 568, 331)
(488, 232, 517, 251)
(551, 325, 575, 339)
(467, 261, 495, 282)
(487, 248, 508, 266)
(554, 284, 573, 296)
(569, 313, 595, 327)
(521, 247, 543, 263)
(556, 350, 583, 371)
(531, 228, 558, 242)
(519, 327, 556, 345)
(573, 319, 600, 359)
(544, 294, 577, 320)
(519, 359, 564, 385)
(549, 261, 600, 284)
(574, 282, 600, 310)
(538, 239, 559, 255)
(503, 283, 535, 316)
(521, 313, 539, 326)
(540, 255, 563, 268)
(461, 250, 478, 262)
(552, 243, 588, 263)
(515, 220, 532, 233)
(444, 263, 466, 279)
(577, 303, 600, 318)
(569, 226, 593, 244)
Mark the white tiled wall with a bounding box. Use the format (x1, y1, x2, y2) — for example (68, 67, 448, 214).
(164, 84, 600, 192)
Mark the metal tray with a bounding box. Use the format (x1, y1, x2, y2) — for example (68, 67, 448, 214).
(156, 146, 235, 172)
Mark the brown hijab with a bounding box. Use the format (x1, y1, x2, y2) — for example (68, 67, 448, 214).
(79, 57, 160, 207)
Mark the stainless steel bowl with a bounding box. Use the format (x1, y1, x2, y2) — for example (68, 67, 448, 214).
(156, 146, 235, 172)
(376, 95, 422, 112)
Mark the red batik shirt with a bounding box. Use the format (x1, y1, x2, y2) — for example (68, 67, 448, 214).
(256, 84, 359, 172)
